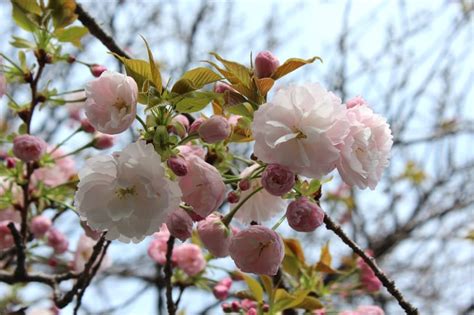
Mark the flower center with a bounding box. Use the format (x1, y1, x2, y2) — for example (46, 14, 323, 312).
(113, 98, 129, 112)
(115, 185, 137, 199)
(292, 127, 307, 139)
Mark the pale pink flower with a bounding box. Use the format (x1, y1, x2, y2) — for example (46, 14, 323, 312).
(227, 114, 242, 128)
(232, 164, 287, 224)
(197, 213, 233, 257)
(337, 103, 393, 190)
(13, 135, 47, 162)
(73, 234, 111, 272)
(75, 141, 182, 243)
(355, 305, 385, 315)
(261, 164, 295, 196)
(346, 96, 367, 109)
(286, 197, 325, 232)
(199, 115, 231, 143)
(85, 71, 138, 134)
(170, 114, 190, 137)
(189, 117, 205, 135)
(254, 51, 280, 78)
(177, 144, 206, 160)
(229, 225, 284, 275)
(0, 208, 21, 223)
(252, 83, 349, 178)
(32, 147, 76, 187)
(30, 216, 52, 237)
(148, 224, 171, 264)
(166, 208, 193, 241)
(47, 228, 69, 254)
(174, 243, 206, 276)
(80, 118, 95, 133)
(179, 154, 226, 218)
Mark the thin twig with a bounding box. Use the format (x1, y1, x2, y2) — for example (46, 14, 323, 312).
(323, 214, 419, 315)
(7, 223, 26, 277)
(164, 235, 176, 315)
(75, 4, 131, 59)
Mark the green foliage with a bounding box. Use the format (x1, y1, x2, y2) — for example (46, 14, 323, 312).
(271, 56, 322, 80)
(54, 26, 88, 47)
(172, 67, 222, 94)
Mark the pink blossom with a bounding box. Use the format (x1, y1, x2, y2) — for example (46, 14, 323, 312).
(227, 114, 242, 128)
(80, 221, 101, 240)
(90, 64, 107, 77)
(229, 225, 284, 275)
(177, 144, 206, 160)
(252, 83, 349, 179)
(166, 208, 193, 241)
(30, 216, 52, 237)
(0, 208, 20, 223)
(170, 114, 190, 137)
(73, 234, 111, 272)
(47, 228, 69, 254)
(337, 103, 393, 190)
(214, 82, 235, 94)
(5, 157, 16, 168)
(198, 115, 231, 143)
(13, 135, 47, 162)
(355, 305, 385, 315)
(32, 147, 76, 187)
(93, 133, 115, 149)
(148, 224, 171, 264)
(312, 309, 326, 315)
(261, 164, 295, 196)
(179, 154, 226, 217)
(286, 197, 325, 232)
(254, 51, 280, 78)
(346, 96, 367, 109)
(80, 118, 95, 133)
(358, 257, 382, 292)
(174, 243, 206, 276)
(197, 213, 233, 257)
(167, 156, 188, 176)
(85, 71, 138, 134)
(0, 221, 16, 250)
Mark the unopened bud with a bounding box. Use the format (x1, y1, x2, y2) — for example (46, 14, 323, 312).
(254, 51, 280, 78)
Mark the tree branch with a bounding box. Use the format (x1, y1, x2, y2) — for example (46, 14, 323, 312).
(164, 235, 176, 315)
(75, 3, 131, 59)
(323, 214, 419, 315)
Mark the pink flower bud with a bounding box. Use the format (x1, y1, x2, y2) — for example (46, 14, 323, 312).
(346, 96, 367, 108)
(197, 213, 233, 257)
(30, 216, 52, 237)
(80, 118, 95, 133)
(229, 225, 284, 275)
(239, 178, 250, 191)
(246, 308, 257, 315)
(358, 256, 382, 292)
(213, 284, 230, 300)
(227, 191, 240, 203)
(189, 117, 205, 135)
(5, 157, 16, 168)
(174, 243, 206, 276)
(13, 135, 47, 162)
(241, 299, 257, 311)
(261, 164, 295, 196)
(198, 115, 231, 143)
(147, 225, 171, 265)
(47, 228, 69, 254)
(93, 134, 115, 149)
(214, 82, 234, 94)
(169, 114, 190, 138)
(166, 208, 193, 241)
(286, 197, 325, 232)
(231, 301, 241, 312)
(254, 51, 280, 78)
(167, 156, 188, 176)
(90, 64, 107, 77)
(0, 221, 15, 250)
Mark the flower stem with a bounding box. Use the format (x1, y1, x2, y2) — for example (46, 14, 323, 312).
(271, 214, 287, 231)
(136, 114, 148, 130)
(51, 128, 82, 154)
(222, 186, 263, 226)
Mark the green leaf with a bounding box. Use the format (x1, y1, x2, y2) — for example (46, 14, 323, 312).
(255, 77, 274, 96)
(210, 52, 252, 88)
(314, 242, 337, 274)
(141, 36, 162, 94)
(174, 91, 216, 113)
(293, 296, 323, 310)
(242, 274, 264, 303)
(11, 2, 39, 32)
(172, 67, 222, 94)
(284, 238, 306, 263)
(273, 289, 310, 312)
(113, 55, 152, 93)
(54, 26, 88, 47)
(10, 36, 36, 49)
(271, 57, 322, 80)
(48, 0, 78, 29)
(14, 0, 41, 14)
(260, 275, 274, 303)
(224, 102, 254, 118)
